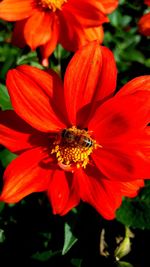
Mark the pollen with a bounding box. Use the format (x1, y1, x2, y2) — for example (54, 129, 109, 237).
(51, 126, 101, 170)
(38, 0, 67, 11)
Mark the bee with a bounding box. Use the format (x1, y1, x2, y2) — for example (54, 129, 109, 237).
(61, 129, 76, 144)
(77, 134, 93, 148)
(61, 129, 93, 148)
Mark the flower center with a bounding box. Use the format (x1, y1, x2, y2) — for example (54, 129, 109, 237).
(51, 126, 100, 171)
(38, 0, 67, 11)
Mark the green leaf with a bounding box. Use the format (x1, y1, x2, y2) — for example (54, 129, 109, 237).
(122, 49, 145, 64)
(116, 182, 150, 229)
(54, 44, 70, 60)
(0, 149, 17, 167)
(0, 83, 12, 110)
(109, 10, 122, 28)
(116, 261, 134, 267)
(32, 250, 61, 262)
(62, 223, 78, 255)
(120, 15, 132, 27)
(145, 58, 150, 67)
(16, 51, 43, 69)
(0, 46, 20, 80)
(71, 258, 82, 267)
(119, 0, 126, 5)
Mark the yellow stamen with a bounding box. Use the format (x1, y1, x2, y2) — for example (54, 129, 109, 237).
(51, 126, 101, 171)
(38, 0, 67, 11)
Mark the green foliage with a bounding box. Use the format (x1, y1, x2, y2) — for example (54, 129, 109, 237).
(0, 149, 17, 167)
(62, 222, 78, 255)
(116, 182, 150, 229)
(0, 83, 12, 110)
(16, 51, 43, 68)
(71, 258, 82, 267)
(104, 1, 149, 82)
(116, 261, 134, 267)
(32, 250, 61, 262)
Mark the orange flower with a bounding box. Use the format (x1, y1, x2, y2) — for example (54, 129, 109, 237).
(138, 12, 150, 36)
(0, 42, 150, 219)
(138, 0, 150, 36)
(0, 0, 118, 66)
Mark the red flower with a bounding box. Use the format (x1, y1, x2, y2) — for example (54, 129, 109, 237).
(138, 0, 150, 36)
(144, 0, 150, 5)
(0, 0, 118, 66)
(0, 42, 150, 219)
(138, 12, 150, 36)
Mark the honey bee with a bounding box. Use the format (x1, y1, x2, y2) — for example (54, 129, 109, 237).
(61, 129, 93, 148)
(61, 129, 76, 144)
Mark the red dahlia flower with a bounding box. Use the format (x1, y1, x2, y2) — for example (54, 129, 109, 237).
(0, 42, 150, 219)
(138, 13, 150, 36)
(138, 0, 150, 36)
(0, 0, 118, 66)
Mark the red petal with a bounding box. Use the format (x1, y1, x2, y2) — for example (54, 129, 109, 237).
(82, 26, 104, 45)
(59, 11, 83, 51)
(40, 15, 59, 66)
(89, 91, 150, 143)
(139, 127, 150, 157)
(48, 170, 69, 214)
(117, 76, 150, 97)
(138, 12, 150, 36)
(92, 144, 150, 182)
(120, 179, 144, 198)
(48, 171, 80, 215)
(64, 41, 102, 125)
(0, 0, 35, 21)
(75, 167, 122, 219)
(6, 65, 66, 132)
(60, 191, 80, 215)
(64, 42, 117, 126)
(145, 0, 150, 6)
(98, 0, 119, 14)
(12, 20, 26, 48)
(60, 172, 80, 215)
(0, 110, 50, 154)
(24, 10, 53, 50)
(0, 147, 52, 203)
(0, 110, 34, 153)
(92, 46, 117, 103)
(59, 11, 104, 51)
(62, 0, 109, 27)
(86, 45, 117, 120)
